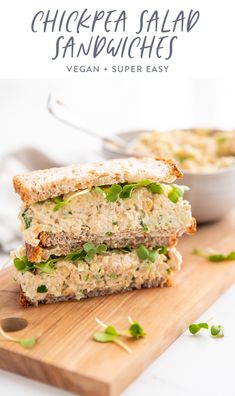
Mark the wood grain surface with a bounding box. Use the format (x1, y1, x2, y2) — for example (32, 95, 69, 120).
(0, 211, 235, 396)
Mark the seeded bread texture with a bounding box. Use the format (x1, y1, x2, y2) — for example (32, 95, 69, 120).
(13, 157, 183, 204)
(25, 232, 178, 263)
(25, 218, 196, 263)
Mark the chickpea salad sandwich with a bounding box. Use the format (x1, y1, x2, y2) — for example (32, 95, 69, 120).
(12, 157, 196, 306)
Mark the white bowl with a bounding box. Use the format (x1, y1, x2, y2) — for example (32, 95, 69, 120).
(102, 130, 235, 223)
(178, 166, 235, 223)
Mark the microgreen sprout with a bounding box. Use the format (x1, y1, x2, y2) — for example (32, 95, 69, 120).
(193, 248, 235, 262)
(210, 325, 224, 338)
(53, 189, 89, 211)
(168, 186, 183, 203)
(53, 180, 186, 209)
(14, 255, 59, 274)
(96, 180, 164, 203)
(83, 243, 107, 263)
(0, 325, 38, 349)
(137, 245, 166, 263)
(94, 318, 132, 353)
(13, 243, 109, 274)
(128, 316, 146, 338)
(188, 322, 209, 334)
(93, 317, 146, 353)
(189, 317, 224, 339)
(14, 243, 167, 275)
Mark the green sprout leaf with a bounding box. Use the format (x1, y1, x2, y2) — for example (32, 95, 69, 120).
(93, 317, 146, 353)
(96, 180, 165, 203)
(168, 186, 183, 204)
(96, 244, 108, 254)
(128, 317, 146, 338)
(85, 249, 96, 263)
(137, 245, 166, 263)
(158, 246, 167, 255)
(137, 245, 149, 260)
(34, 259, 58, 274)
(19, 336, 37, 348)
(14, 255, 59, 274)
(105, 325, 119, 337)
(189, 320, 225, 339)
(93, 331, 117, 343)
(83, 243, 95, 253)
(119, 184, 138, 199)
(148, 183, 164, 194)
(22, 209, 32, 229)
(37, 285, 48, 293)
(83, 243, 108, 263)
(193, 249, 235, 262)
(105, 184, 122, 202)
(197, 323, 209, 330)
(53, 189, 89, 211)
(137, 179, 152, 186)
(189, 322, 209, 335)
(14, 257, 29, 271)
(0, 325, 38, 349)
(148, 250, 158, 263)
(211, 325, 224, 338)
(65, 248, 84, 261)
(189, 324, 201, 334)
(53, 196, 66, 211)
(14, 244, 167, 278)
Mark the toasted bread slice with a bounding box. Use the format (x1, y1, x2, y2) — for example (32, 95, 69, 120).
(13, 157, 182, 205)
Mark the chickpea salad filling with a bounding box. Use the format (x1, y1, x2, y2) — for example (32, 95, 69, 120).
(19, 181, 193, 253)
(13, 244, 182, 305)
(134, 129, 235, 172)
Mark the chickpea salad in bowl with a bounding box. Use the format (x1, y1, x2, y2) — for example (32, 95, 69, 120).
(134, 129, 235, 173)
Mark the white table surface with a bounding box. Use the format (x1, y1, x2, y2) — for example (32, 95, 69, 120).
(0, 80, 235, 396)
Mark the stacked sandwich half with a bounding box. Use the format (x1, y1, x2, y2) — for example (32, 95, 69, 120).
(12, 157, 196, 306)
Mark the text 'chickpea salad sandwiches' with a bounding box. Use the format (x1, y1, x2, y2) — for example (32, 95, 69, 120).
(11, 157, 196, 306)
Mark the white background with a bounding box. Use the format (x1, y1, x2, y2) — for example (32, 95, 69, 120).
(1, 78, 235, 156)
(0, 0, 235, 78)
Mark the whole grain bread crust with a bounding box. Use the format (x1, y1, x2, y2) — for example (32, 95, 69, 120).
(19, 276, 171, 307)
(13, 157, 183, 204)
(25, 232, 178, 263)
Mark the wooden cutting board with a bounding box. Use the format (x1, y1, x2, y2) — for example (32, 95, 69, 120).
(1, 211, 235, 396)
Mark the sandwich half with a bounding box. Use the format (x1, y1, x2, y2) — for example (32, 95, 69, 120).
(12, 157, 196, 306)
(14, 245, 182, 307)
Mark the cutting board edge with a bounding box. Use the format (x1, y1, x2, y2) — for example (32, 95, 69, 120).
(0, 347, 112, 396)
